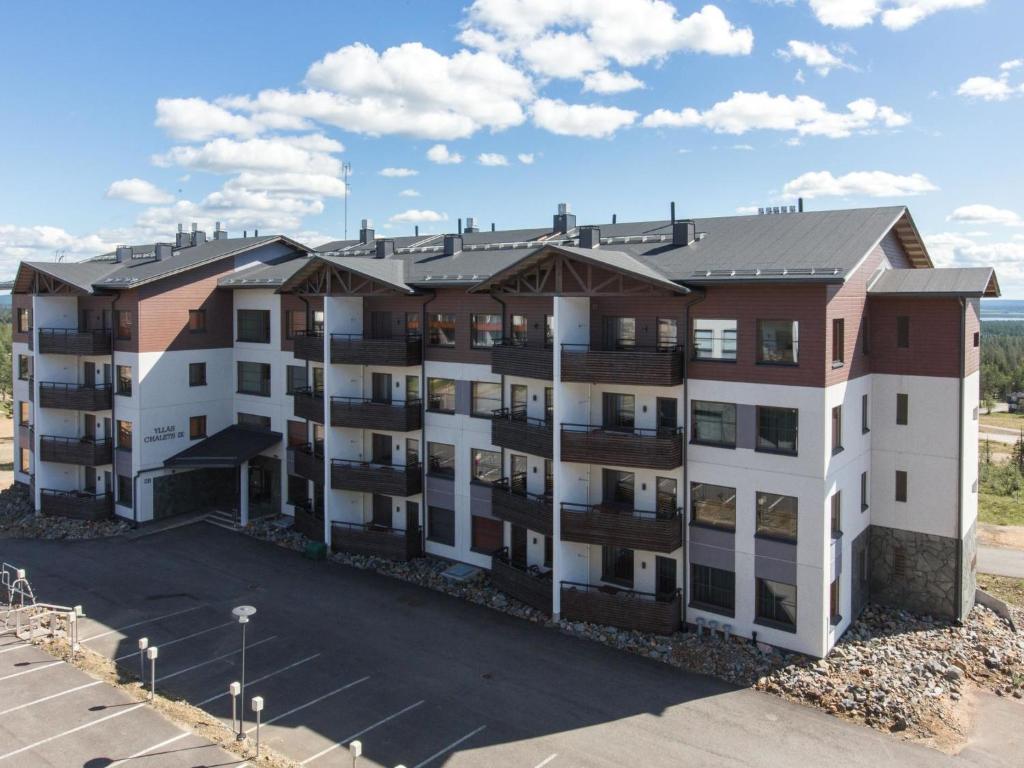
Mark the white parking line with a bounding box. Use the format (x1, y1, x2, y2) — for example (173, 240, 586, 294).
(0, 643, 29, 655)
(245, 676, 370, 732)
(0, 680, 102, 716)
(105, 731, 191, 768)
(0, 660, 62, 682)
(0, 702, 146, 762)
(535, 754, 558, 768)
(412, 725, 487, 768)
(80, 605, 206, 642)
(157, 635, 277, 682)
(196, 653, 321, 707)
(113, 621, 233, 661)
(301, 700, 426, 764)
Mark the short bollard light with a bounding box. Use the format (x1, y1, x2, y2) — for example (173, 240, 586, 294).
(67, 611, 78, 654)
(146, 646, 159, 702)
(229, 681, 241, 732)
(349, 739, 362, 767)
(137, 638, 149, 685)
(251, 696, 264, 757)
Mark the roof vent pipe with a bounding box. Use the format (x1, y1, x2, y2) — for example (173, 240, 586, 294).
(612, 213, 617, 224)
(443, 234, 463, 257)
(798, 197, 804, 213)
(579, 226, 600, 249)
(464, 217, 478, 233)
(375, 239, 395, 259)
(359, 219, 374, 244)
(214, 221, 228, 240)
(673, 220, 696, 246)
(458, 217, 463, 235)
(553, 202, 576, 234)
(154, 243, 172, 261)
(491, 222, 495, 232)
(671, 201, 676, 224)
(115, 245, 131, 263)
(415, 225, 419, 237)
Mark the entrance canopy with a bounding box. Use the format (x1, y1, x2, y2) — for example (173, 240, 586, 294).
(164, 425, 281, 468)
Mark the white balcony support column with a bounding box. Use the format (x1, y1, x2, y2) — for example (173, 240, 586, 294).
(239, 460, 250, 527)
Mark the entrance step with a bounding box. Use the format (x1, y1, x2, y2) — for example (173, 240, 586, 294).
(205, 509, 240, 531)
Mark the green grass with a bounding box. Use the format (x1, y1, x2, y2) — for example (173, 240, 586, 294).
(979, 492, 1024, 526)
(980, 411, 1024, 430)
(977, 574, 1024, 611)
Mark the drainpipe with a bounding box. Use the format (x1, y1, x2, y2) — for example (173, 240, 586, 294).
(955, 298, 966, 622)
(490, 291, 508, 477)
(419, 289, 437, 553)
(681, 288, 707, 632)
(107, 292, 127, 523)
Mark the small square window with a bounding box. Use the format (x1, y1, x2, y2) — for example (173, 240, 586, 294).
(188, 309, 206, 333)
(189, 415, 207, 440)
(895, 470, 908, 502)
(189, 362, 207, 387)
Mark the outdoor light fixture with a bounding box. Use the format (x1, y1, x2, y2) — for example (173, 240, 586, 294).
(146, 646, 158, 701)
(349, 739, 362, 767)
(251, 695, 264, 756)
(232, 605, 257, 740)
(137, 638, 149, 685)
(229, 681, 241, 732)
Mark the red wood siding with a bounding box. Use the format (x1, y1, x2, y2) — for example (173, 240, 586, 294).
(965, 298, 980, 376)
(867, 296, 965, 378)
(588, 296, 687, 348)
(12, 293, 32, 344)
(422, 289, 504, 365)
(824, 242, 888, 386)
(502, 296, 553, 350)
(362, 294, 430, 338)
(135, 259, 235, 352)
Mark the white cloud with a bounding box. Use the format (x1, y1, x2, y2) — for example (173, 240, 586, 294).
(105, 178, 175, 205)
(642, 91, 909, 138)
(478, 152, 510, 166)
(582, 70, 645, 94)
(948, 204, 1023, 227)
(807, 0, 985, 30)
(0, 225, 114, 276)
(777, 40, 851, 76)
(532, 98, 638, 138)
(379, 167, 419, 177)
(733, 144, 755, 151)
(521, 32, 606, 78)
(517, 152, 535, 164)
(426, 144, 464, 164)
(926, 231, 1019, 293)
(736, 205, 761, 214)
(957, 62, 1024, 101)
(155, 97, 261, 141)
(1001, 59, 1024, 71)
(389, 209, 449, 224)
(222, 172, 347, 198)
(782, 170, 938, 198)
(400, 189, 421, 197)
(154, 136, 343, 176)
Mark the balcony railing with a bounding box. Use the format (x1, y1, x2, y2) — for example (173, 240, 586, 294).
(28, 377, 34, 403)
(293, 387, 325, 423)
(292, 330, 325, 362)
(491, 339, 553, 380)
(39, 488, 113, 521)
(490, 550, 553, 614)
(292, 499, 324, 542)
(38, 382, 112, 412)
(289, 444, 325, 483)
(491, 476, 553, 535)
(560, 424, 684, 470)
(491, 407, 553, 459)
(331, 521, 422, 561)
(330, 334, 422, 366)
(560, 502, 682, 553)
(330, 397, 423, 432)
(560, 344, 683, 386)
(330, 459, 423, 497)
(38, 328, 112, 356)
(39, 436, 113, 466)
(560, 581, 682, 635)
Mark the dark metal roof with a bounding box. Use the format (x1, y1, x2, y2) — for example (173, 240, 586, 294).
(164, 425, 281, 468)
(218, 257, 313, 288)
(16, 260, 122, 294)
(868, 267, 1001, 297)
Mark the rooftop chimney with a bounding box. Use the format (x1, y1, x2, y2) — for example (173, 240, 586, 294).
(491, 222, 495, 232)
(115, 245, 131, 263)
(464, 217, 478, 233)
(798, 197, 804, 213)
(673, 220, 696, 246)
(443, 234, 463, 257)
(214, 221, 228, 240)
(415, 225, 419, 237)
(192, 229, 207, 246)
(359, 218, 374, 244)
(154, 243, 172, 261)
(579, 226, 600, 249)
(553, 202, 576, 234)
(458, 218, 463, 235)
(175, 223, 190, 248)
(375, 239, 395, 259)
(670, 201, 676, 224)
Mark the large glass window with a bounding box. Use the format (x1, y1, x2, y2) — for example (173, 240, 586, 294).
(287, 475, 309, 506)
(657, 318, 678, 349)
(238, 412, 272, 430)
(115, 310, 133, 341)
(285, 310, 306, 339)
(237, 309, 271, 343)
(286, 365, 307, 395)
(117, 475, 132, 508)
(691, 319, 737, 361)
(757, 320, 798, 364)
(428, 506, 455, 545)
(117, 420, 133, 450)
(427, 442, 455, 478)
(756, 406, 798, 455)
(757, 578, 797, 630)
(755, 492, 798, 542)
(471, 447, 501, 485)
(16, 308, 31, 334)
(510, 314, 528, 344)
(428, 313, 456, 347)
(691, 401, 736, 447)
(603, 317, 636, 350)
(427, 378, 455, 413)
(603, 468, 635, 506)
(189, 362, 207, 387)
(690, 564, 735, 614)
(116, 365, 132, 396)
(471, 515, 502, 553)
(471, 313, 501, 348)
(601, 546, 634, 587)
(18, 401, 31, 426)
(471, 382, 501, 418)
(656, 477, 678, 516)
(17, 354, 31, 380)
(544, 315, 554, 347)
(690, 482, 736, 531)
(602, 392, 635, 430)
(237, 361, 271, 396)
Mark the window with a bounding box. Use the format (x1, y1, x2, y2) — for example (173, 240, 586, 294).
(313, 424, 325, 454)
(832, 318, 844, 366)
(188, 309, 206, 333)
(115, 310, 132, 341)
(428, 313, 456, 346)
(286, 365, 308, 395)
(189, 362, 207, 387)
(973, 331, 980, 348)
(238, 412, 272, 430)
(757, 320, 798, 364)
(861, 471, 869, 511)
(18, 401, 31, 426)
(604, 317, 636, 350)
(690, 482, 736, 531)
(428, 506, 455, 545)
(862, 394, 869, 433)
(311, 310, 324, 336)
(237, 309, 271, 343)
(756, 578, 797, 631)
(896, 316, 910, 348)
(831, 405, 843, 454)
(657, 318, 678, 349)
(656, 477, 678, 516)
(510, 384, 528, 412)
(602, 392, 635, 430)
(471, 313, 501, 348)
(311, 366, 324, 394)
(471, 515, 502, 553)
(691, 564, 735, 614)
(237, 362, 271, 396)
(17, 354, 31, 380)
(756, 406, 798, 455)
(117, 475, 133, 508)
(285, 310, 306, 339)
(830, 579, 841, 624)
(406, 437, 419, 465)
(189, 415, 207, 440)
(896, 393, 909, 425)
(830, 492, 842, 538)
(755, 492, 798, 542)
(471, 382, 501, 418)
(544, 315, 554, 347)
(287, 475, 309, 506)
(117, 420, 133, 451)
(544, 387, 553, 423)
(544, 459, 553, 496)
(427, 378, 455, 413)
(691, 401, 736, 447)
(895, 470, 908, 502)
(510, 314, 528, 344)
(427, 442, 455, 478)
(471, 447, 501, 485)
(116, 365, 132, 396)
(403, 312, 419, 337)
(544, 536, 553, 568)
(601, 546, 634, 587)
(16, 307, 31, 334)
(603, 468, 634, 505)
(406, 375, 420, 401)
(19, 448, 30, 474)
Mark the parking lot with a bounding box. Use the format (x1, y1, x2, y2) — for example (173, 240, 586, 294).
(2, 523, 1008, 767)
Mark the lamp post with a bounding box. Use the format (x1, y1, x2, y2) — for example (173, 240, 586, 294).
(232, 605, 256, 741)
(137, 637, 149, 683)
(251, 696, 264, 757)
(229, 681, 241, 733)
(349, 740, 362, 768)
(146, 646, 158, 702)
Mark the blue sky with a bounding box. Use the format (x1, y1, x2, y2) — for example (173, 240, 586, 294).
(2, 0, 1023, 292)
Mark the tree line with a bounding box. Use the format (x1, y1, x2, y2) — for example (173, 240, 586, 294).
(981, 321, 1024, 402)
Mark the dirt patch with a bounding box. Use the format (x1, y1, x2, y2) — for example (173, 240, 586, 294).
(979, 523, 1024, 550)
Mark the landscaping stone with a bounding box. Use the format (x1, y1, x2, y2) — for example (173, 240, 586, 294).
(0, 484, 128, 540)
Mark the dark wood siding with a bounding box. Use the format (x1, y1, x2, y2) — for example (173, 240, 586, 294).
(12, 293, 32, 345)
(135, 258, 236, 352)
(588, 296, 687, 349)
(422, 289, 504, 365)
(868, 296, 965, 378)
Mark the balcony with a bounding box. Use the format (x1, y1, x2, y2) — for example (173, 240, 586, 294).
(490, 551, 553, 614)
(289, 444, 324, 483)
(293, 387, 324, 423)
(491, 408, 553, 459)
(18, 423, 33, 447)
(330, 334, 422, 367)
(38, 329, 112, 356)
(491, 340, 553, 380)
(293, 330, 325, 362)
(560, 502, 682, 553)
(491, 477, 553, 535)
(39, 489, 113, 521)
(331, 459, 423, 497)
(38, 382, 112, 411)
(292, 500, 324, 542)
(331, 521, 421, 561)
(560, 582, 682, 635)
(560, 424, 684, 470)
(40, 436, 112, 466)
(330, 397, 423, 432)
(560, 344, 683, 387)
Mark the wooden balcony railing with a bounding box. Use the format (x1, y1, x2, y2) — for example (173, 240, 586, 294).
(560, 424, 684, 469)
(490, 550, 553, 614)
(330, 459, 423, 497)
(491, 476, 553, 535)
(38, 328, 112, 356)
(289, 444, 325, 483)
(491, 408, 553, 459)
(38, 382, 112, 411)
(330, 334, 422, 366)
(560, 502, 682, 553)
(560, 581, 682, 635)
(491, 340, 553, 380)
(39, 489, 113, 521)
(331, 521, 422, 561)
(293, 387, 325, 423)
(330, 397, 423, 432)
(292, 330, 325, 362)
(39, 436, 112, 466)
(560, 344, 683, 386)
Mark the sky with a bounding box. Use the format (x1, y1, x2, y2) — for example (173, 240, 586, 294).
(1, 0, 1023, 292)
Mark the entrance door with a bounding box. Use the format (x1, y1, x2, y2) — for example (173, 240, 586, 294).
(84, 467, 96, 493)
(372, 434, 392, 465)
(84, 413, 96, 441)
(104, 471, 112, 496)
(405, 501, 420, 532)
(656, 398, 678, 432)
(655, 556, 677, 598)
(370, 311, 392, 339)
(372, 494, 392, 528)
(83, 361, 95, 387)
(103, 417, 112, 441)
(371, 372, 392, 403)
(510, 384, 528, 415)
(602, 468, 635, 506)
(511, 525, 528, 566)
(510, 454, 527, 493)
(102, 363, 111, 385)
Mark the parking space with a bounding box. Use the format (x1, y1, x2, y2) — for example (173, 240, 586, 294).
(3, 523, 994, 768)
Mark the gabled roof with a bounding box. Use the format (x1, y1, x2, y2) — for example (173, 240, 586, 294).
(13, 260, 122, 294)
(868, 266, 1000, 297)
(275, 254, 416, 295)
(218, 257, 313, 289)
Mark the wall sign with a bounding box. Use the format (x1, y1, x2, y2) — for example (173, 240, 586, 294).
(144, 425, 184, 443)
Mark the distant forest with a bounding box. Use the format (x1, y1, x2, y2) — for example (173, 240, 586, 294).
(982, 321, 1024, 401)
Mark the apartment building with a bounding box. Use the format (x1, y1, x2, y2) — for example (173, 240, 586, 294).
(11, 205, 998, 657)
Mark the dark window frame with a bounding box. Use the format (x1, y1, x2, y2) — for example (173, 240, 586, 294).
(237, 361, 271, 397)
(756, 577, 797, 632)
(690, 400, 737, 448)
(755, 406, 798, 456)
(831, 318, 844, 367)
(755, 491, 798, 543)
(189, 415, 207, 440)
(895, 470, 908, 502)
(830, 491, 842, 538)
(470, 313, 502, 349)
(427, 313, 456, 347)
(600, 545, 635, 588)
(115, 310, 133, 341)
(237, 309, 271, 343)
(427, 377, 455, 413)
(117, 419, 133, 451)
(756, 319, 798, 365)
(896, 393, 909, 426)
(861, 471, 869, 511)
(189, 362, 207, 387)
(427, 506, 455, 546)
(470, 381, 501, 419)
(116, 365, 132, 396)
(831, 405, 843, 455)
(427, 441, 455, 478)
(286, 365, 308, 395)
(861, 393, 869, 434)
(690, 481, 736, 532)
(690, 563, 736, 616)
(896, 316, 910, 348)
(470, 446, 501, 486)
(188, 309, 206, 334)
